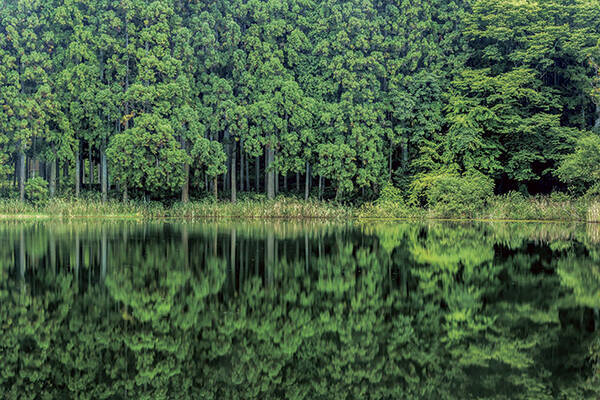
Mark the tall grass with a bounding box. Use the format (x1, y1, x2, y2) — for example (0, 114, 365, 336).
(0, 196, 353, 219)
(1, 193, 599, 221)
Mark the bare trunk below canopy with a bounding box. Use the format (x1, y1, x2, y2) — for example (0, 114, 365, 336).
(18, 147, 25, 202)
(75, 144, 81, 198)
(231, 140, 237, 203)
(266, 145, 275, 200)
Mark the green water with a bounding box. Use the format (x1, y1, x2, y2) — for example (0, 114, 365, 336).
(0, 220, 599, 399)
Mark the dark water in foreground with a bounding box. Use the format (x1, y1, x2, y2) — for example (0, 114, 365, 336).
(0, 220, 599, 399)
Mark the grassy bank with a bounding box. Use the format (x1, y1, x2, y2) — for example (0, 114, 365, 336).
(0, 193, 599, 222)
(0, 196, 353, 219)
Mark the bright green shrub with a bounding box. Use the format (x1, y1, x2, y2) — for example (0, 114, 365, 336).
(25, 177, 49, 204)
(415, 171, 494, 218)
(377, 181, 405, 205)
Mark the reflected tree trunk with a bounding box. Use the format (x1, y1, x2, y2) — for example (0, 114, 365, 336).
(182, 225, 189, 269)
(305, 232, 309, 273)
(101, 227, 107, 282)
(19, 227, 25, 279)
(231, 228, 236, 292)
(75, 231, 80, 283)
(267, 231, 274, 287)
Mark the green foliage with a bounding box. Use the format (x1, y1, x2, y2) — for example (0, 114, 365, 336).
(556, 134, 600, 195)
(24, 177, 49, 204)
(410, 171, 494, 218)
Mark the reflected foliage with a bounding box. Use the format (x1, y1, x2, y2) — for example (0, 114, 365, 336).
(0, 221, 599, 399)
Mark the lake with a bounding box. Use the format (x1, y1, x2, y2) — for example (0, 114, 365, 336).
(1, 220, 599, 399)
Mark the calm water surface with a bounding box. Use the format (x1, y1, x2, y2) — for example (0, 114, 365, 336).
(1, 220, 599, 399)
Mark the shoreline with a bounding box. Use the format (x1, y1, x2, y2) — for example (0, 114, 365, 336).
(0, 195, 598, 223)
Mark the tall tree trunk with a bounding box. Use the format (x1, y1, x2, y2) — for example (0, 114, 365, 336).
(231, 140, 237, 203)
(88, 142, 93, 187)
(19, 147, 25, 202)
(266, 145, 275, 200)
(245, 151, 250, 191)
(240, 140, 245, 192)
(13, 158, 17, 188)
(56, 160, 60, 194)
(224, 129, 231, 193)
(595, 103, 600, 129)
(181, 137, 189, 203)
(101, 147, 108, 203)
(255, 156, 260, 192)
(49, 155, 56, 198)
(296, 172, 300, 192)
(75, 143, 81, 198)
(123, 184, 128, 202)
(319, 175, 323, 200)
(213, 176, 218, 201)
(305, 162, 310, 201)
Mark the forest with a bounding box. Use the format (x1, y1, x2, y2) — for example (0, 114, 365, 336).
(1, 0, 600, 205)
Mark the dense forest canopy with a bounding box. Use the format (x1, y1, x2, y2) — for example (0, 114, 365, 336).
(0, 0, 599, 203)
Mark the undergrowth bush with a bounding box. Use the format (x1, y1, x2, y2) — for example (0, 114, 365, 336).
(410, 171, 493, 218)
(25, 177, 49, 204)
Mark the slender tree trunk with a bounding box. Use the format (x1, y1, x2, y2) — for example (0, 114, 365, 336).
(240, 140, 245, 192)
(275, 167, 279, 195)
(305, 162, 310, 201)
(319, 175, 323, 200)
(266, 145, 275, 200)
(245, 151, 250, 191)
(88, 143, 93, 188)
(49, 155, 56, 197)
(181, 137, 189, 203)
(296, 172, 300, 192)
(101, 147, 108, 203)
(213, 175, 218, 201)
(75, 143, 81, 198)
(19, 147, 25, 202)
(123, 184, 128, 202)
(231, 140, 237, 203)
(255, 156, 260, 192)
(595, 103, 600, 129)
(13, 158, 17, 188)
(224, 129, 231, 193)
(56, 160, 60, 193)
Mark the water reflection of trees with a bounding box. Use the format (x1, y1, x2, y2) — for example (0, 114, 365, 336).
(0, 221, 598, 398)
